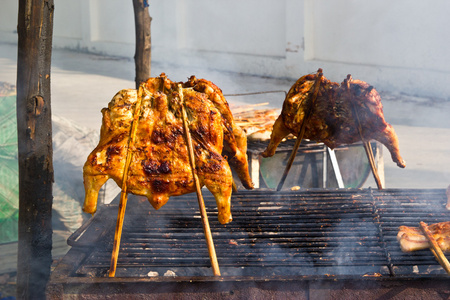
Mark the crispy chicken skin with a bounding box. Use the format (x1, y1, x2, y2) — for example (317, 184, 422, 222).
(184, 76, 253, 189)
(83, 74, 253, 224)
(397, 222, 450, 252)
(262, 72, 406, 168)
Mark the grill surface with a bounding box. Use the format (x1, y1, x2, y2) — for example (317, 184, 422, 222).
(66, 188, 449, 278)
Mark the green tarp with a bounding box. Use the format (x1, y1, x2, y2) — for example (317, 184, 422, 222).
(0, 95, 19, 244)
(0, 86, 121, 244)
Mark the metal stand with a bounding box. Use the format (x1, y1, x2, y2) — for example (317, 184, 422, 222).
(248, 143, 345, 189)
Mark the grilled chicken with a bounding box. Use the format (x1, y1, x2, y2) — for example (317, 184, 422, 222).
(397, 222, 450, 252)
(83, 74, 253, 224)
(184, 76, 253, 188)
(262, 71, 406, 168)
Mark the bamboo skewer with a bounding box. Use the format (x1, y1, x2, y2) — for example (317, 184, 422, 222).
(419, 222, 450, 275)
(232, 180, 238, 192)
(178, 85, 221, 276)
(277, 69, 323, 191)
(109, 85, 145, 277)
(345, 75, 383, 190)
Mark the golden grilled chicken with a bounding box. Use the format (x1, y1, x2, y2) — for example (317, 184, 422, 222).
(83, 74, 253, 224)
(184, 76, 253, 188)
(262, 72, 406, 168)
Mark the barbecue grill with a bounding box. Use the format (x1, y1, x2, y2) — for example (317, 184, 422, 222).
(47, 188, 450, 299)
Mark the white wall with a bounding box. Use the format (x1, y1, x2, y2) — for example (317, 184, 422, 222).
(1, 0, 450, 99)
(304, 0, 450, 99)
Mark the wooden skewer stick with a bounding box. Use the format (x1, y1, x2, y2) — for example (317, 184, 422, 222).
(178, 85, 221, 276)
(345, 75, 383, 190)
(232, 180, 238, 193)
(419, 221, 450, 275)
(277, 69, 323, 191)
(109, 85, 145, 277)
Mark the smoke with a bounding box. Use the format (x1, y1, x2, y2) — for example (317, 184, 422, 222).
(329, 214, 382, 276)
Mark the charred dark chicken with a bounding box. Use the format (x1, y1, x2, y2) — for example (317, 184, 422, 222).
(83, 74, 253, 224)
(262, 72, 406, 168)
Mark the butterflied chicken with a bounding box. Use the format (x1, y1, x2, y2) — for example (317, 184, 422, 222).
(184, 76, 253, 188)
(83, 74, 253, 224)
(262, 71, 406, 168)
(397, 222, 450, 252)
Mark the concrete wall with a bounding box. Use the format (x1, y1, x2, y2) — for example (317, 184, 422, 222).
(1, 0, 449, 99)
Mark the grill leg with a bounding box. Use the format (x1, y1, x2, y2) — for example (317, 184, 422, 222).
(249, 152, 260, 188)
(374, 142, 385, 188)
(327, 147, 345, 188)
(322, 147, 328, 188)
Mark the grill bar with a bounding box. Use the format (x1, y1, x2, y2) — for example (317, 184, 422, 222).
(371, 188, 395, 276)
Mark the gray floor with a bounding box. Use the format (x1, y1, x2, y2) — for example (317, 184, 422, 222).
(1, 42, 450, 191)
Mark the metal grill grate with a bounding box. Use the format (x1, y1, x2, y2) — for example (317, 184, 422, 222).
(67, 188, 449, 278)
(374, 189, 449, 275)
